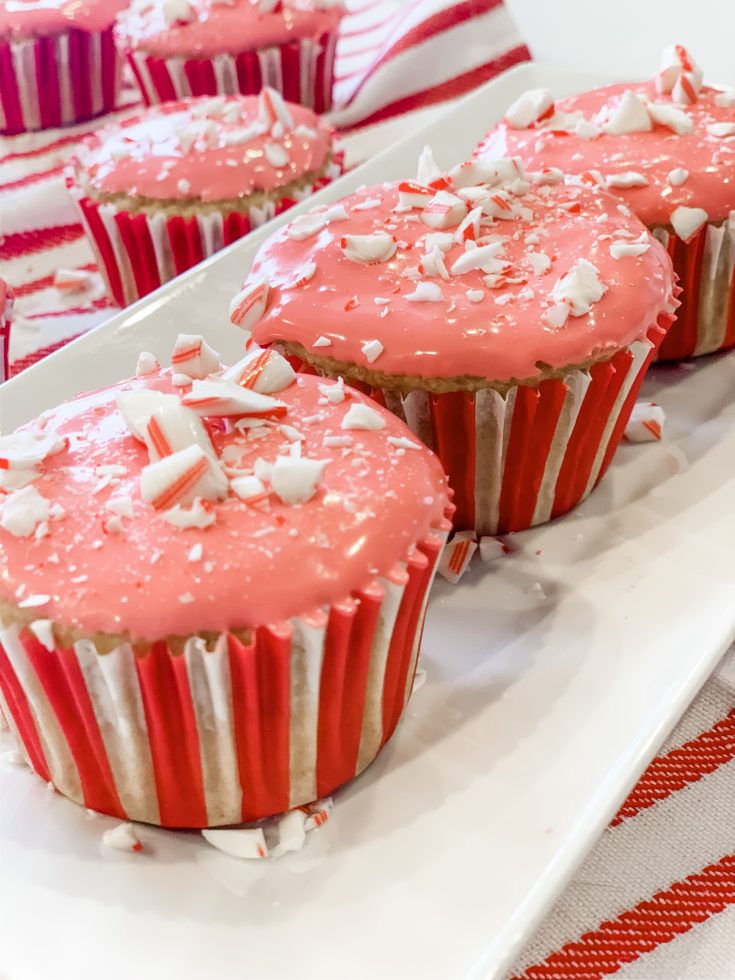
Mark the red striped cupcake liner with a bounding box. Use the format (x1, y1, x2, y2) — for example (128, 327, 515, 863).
(124, 31, 338, 113)
(342, 311, 676, 535)
(0, 521, 450, 828)
(67, 153, 344, 308)
(0, 27, 122, 135)
(654, 214, 735, 361)
(0, 287, 11, 385)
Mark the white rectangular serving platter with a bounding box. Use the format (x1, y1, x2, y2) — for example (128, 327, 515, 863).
(2, 63, 735, 980)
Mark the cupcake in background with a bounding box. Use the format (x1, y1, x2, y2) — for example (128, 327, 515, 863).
(67, 87, 343, 306)
(477, 46, 735, 361)
(116, 0, 344, 113)
(0, 337, 451, 827)
(0, 277, 12, 383)
(0, 0, 128, 135)
(232, 151, 678, 534)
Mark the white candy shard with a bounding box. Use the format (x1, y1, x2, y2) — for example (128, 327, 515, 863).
(313, 336, 332, 348)
(141, 446, 228, 511)
(102, 822, 143, 852)
(670, 205, 708, 242)
(257, 85, 293, 130)
(672, 73, 699, 105)
(105, 496, 135, 519)
(222, 347, 295, 394)
(397, 180, 433, 209)
(606, 171, 649, 189)
(182, 379, 287, 418)
(405, 281, 443, 302)
(454, 207, 482, 243)
(340, 232, 397, 264)
(527, 252, 551, 275)
(505, 88, 554, 129)
(116, 389, 181, 441)
(707, 122, 735, 138)
(341, 403, 385, 431)
(202, 827, 268, 860)
(264, 142, 289, 167)
(0, 485, 50, 537)
(543, 303, 570, 331)
(603, 91, 652, 135)
(624, 401, 666, 442)
(416, 145, 442, 185)
(450, 157, 524, 188)
(609, 241, 651, 259)
(361, 339, 384, 363)
(230, 475, 267, 502)
(170, 333, 221, 380)
(714, 89, 735, 108)
(667, 168, 689, 186)
(0, 430, 65, 470)
(656, 44, 703, 95)
(647, 102, 694, 135)
(135, 351, 160, 376)
(143, 403, 215, 462)
(421, 191, 467, 230)
(551, 259, 606, 316)
(451, 242, 505, 276)
(531, 167, 564, 186)
(479, 537, 507, 562)
(270, 456, 329, 505)
(229, 280, 270, 332)
(274, 809, 307, 855)
(162, 497, 216, 529)
(438, 530, 477, 584)
(318, 377, 346, 404)
(287, 212, 326, 241)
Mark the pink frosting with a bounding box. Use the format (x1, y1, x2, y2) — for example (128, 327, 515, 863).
(246, 180, 675, 382)
(0, 372, 449, 640)
(74, 96, 335, 203)
(115, 0, 344, 58)
(0, 0, 128, 40)
(478, 82, 735, 227)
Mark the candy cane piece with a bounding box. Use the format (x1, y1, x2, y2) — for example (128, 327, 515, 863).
(0, 431, 66, 470)
(182, 379, 288, 418)
(170, 333, 221, 380)
(438, 531, 477, 584)
(221, 347, 295, 394)
(141, 445, 228, 511)
(504, 88, 554, 129)
(257, 86, 294, 131)
(143, 404, 216, 462)
(116, 389, 181, 441)
(421, 191, 467, 230)
(624, 401, 666, 443)
(229, 281, 270, 332)
(397, 181, 433, 209)
(340, 233, 397, 264)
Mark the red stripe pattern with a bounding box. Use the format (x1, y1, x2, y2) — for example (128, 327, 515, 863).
(514, 854, 735, 980)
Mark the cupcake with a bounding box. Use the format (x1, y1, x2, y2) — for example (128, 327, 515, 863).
(67, 87, 343, 307)
(0, 338, 451, 828)
(235, 152, 678, 534)
(0, 0, 127, 135)
(477, 46, 735, 361)
(0, 277, 12, 383)
(116, 0, 344, 113)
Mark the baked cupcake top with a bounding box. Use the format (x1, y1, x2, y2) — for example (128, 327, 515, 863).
(115, 0, 344, 58)
(240, 152, 676, 385)
(477, 46, 735, 231)
(0, 0, 128, 40)
(0, 340, 449, 642)
(71, 89, 336, 204)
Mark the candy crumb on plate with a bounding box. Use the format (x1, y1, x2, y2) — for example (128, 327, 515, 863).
(624, 401, 666, 442)
(102, 823, 144, 853)
(438, 531, 478, 584)
(201, 800, 333, 861)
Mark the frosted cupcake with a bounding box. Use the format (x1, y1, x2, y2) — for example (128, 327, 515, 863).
(0, 339, 451, 828)
(0, 0, 127, 134)
(235, 152, 678, 534)
(67, 88, 343, 306)
(477, 46, 735, 360)
(0, 277, 12, 383)
(116, 0, 344, 112)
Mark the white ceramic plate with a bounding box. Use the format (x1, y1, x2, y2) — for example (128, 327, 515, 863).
(2, 64, 735, 980)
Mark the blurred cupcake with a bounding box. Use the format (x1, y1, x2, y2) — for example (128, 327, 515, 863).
(116, 0, 344, 112)
(234, 152, 678, 534)
(67, 88, 343, 306)
(0, 338, 451, 827)
(0, 0, 127, 135)
(0, 277, 12, 383)
(477, 46, 735, 361)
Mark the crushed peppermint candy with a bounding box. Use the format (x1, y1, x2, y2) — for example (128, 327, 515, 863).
(438, 531, 477, 584)
(624, 401, 666, 442)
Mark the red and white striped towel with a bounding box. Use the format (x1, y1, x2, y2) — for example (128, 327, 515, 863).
(1, 2, 734, 975)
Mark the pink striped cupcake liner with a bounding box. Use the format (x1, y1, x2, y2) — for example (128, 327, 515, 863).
(0, 522, 449, 828)
(348, 311, 676, 535)
(0, 285, 11, 384)
(67, 153, 344, 308)
(0, 27, 122, 135)
(125, 31, 338, 113)
(652, 213, 735, 360)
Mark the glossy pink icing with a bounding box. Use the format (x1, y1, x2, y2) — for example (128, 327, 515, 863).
(478, 82, 735, 227)
(247, 181, 675, 382)
(115, 0, 344, 58)
(0, 0, 128, 40)
(75, 97, 335, 203)
(0, 372, 449, 640)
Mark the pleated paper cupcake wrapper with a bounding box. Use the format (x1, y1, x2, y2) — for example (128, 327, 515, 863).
(0, 27, 121, 135)
(68, 157, 343, 308)
(0, 526, 449, 829)
(653, 211, 735, 361)
(341, 313, 673, 535)
(0, 309, 9, 384)
(125, 30, 338, 113)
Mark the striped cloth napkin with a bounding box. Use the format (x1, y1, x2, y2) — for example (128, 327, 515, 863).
(1, 2, 734, 976)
